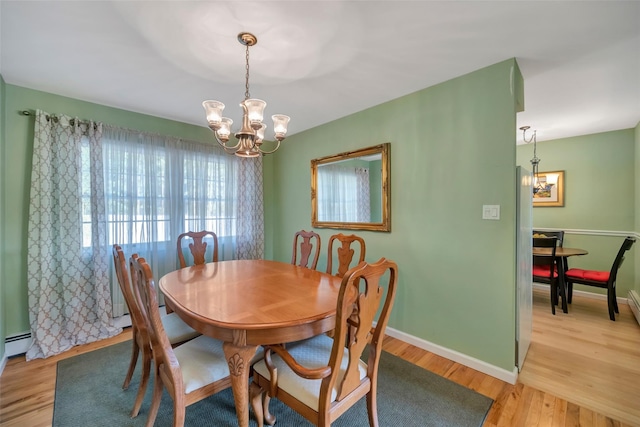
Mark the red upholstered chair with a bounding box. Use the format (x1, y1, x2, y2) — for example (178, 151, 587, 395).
(291, 230, 321, 270)
(532, 236, 563, 314)
(565, 237, 635, 321)
(533, 230, 567, 272)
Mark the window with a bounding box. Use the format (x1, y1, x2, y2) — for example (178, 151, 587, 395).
(81, 131, 239, 248)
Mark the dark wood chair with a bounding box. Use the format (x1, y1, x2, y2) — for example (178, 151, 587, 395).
(565, 237, 635, 321)
(129, 254, 232, 427)
(533, 230, 565, 246)
(250, 258, 398, 427)
(532, 236, 563, 314)
(176, 230, 219, 268)
(533, 230, 567, 300)
(326, 233, 366, 278)
(112, 245, 200, 417)
(291, 230, 321, 270)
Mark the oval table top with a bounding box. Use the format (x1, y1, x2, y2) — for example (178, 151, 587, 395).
(158, 259, 344, 345)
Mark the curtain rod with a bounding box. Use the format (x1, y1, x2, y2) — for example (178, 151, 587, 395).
(20, 109, 91, 126)
(19, 109, 223, 153)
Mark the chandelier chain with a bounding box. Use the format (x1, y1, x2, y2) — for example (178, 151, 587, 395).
(244, 44, 251, 100)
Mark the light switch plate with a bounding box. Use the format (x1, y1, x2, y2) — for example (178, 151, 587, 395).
(482, 205, 500, 220)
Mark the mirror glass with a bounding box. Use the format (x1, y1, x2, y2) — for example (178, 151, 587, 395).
(311, 143, 390, 232)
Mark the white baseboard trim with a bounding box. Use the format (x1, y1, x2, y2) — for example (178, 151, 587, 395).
(0, 355, 7, 377)
(5, 332, 32, 358)
(628, 291, 640, 326)
(532, 283, 628, 306)
(2, 309, 153, 359)
(384, 326, 518, 385)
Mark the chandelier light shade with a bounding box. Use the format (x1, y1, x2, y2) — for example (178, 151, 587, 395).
(520, 125, 545, 194)
(203, 32, 290, 158)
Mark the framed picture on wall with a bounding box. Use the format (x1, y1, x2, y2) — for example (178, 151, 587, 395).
(533, 170, 564, 207)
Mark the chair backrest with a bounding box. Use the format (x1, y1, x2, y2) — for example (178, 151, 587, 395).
(323, 258, 398, 405)
(533, 236, 558, 277)
(177, 230, 219, 268)
(326, 233, 366, 277)
(533, 230, 564, 247)
(129, 254, 177, 381)
(291, 230, 321, 270)
(609, 237, 636, 284)
(112, 245, 147, 336)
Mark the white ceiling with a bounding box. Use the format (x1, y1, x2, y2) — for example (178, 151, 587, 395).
(1, 1, 639, 145)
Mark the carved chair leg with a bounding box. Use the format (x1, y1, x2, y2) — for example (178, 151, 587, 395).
(145, 371, 163, 427)
(250, 382, 264, 427)
(123, 339, 139, 390)
(366, 389, 380, 427)
(130, 348, 152, 417)
(263, 392, 276, 426)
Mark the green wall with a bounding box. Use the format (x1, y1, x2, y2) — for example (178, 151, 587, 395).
(1, 84, 216, 337)
(516, 129, 637, 297)
(265, 59, 521, 371)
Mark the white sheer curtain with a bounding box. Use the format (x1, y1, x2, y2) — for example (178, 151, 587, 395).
(26, 110, 120, 360)
(318, 164, 370, 222)
(101, 126, 264, 316)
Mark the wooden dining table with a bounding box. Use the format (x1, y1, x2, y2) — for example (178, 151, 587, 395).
(532, 246, 588, 312)
(158, 259, 344, 427)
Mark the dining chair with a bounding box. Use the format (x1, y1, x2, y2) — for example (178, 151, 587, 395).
(533, 230, 567, 271)
(326, 233, 366, 278)
(112, 245, 201, 417)
(169, 230, 219, 314)
(532, 236, 563, 315)
(129, 254, 232, 427)
(533, 230, 565, 246)
(291, 230, 321, 270)
(565, 236, 635, 321)
(250, 258, 398, 427)
(176, 230, 219, 268)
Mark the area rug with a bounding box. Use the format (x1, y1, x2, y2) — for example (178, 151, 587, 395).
(54, 340, 492, 427)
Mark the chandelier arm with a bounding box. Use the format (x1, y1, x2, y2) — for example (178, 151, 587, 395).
(255, 140, 282, 156)
(211, 131, 244, 152)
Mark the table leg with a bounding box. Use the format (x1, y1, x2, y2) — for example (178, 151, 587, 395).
(223, 342, 259, 427)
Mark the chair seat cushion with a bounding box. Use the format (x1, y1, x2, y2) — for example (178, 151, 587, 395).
(565, 268, 609, 283)
(173, 335, 229, 394)
(252, 334, 368, 411)
(162, 312, 201, 345)
(532, 265, 558, 278)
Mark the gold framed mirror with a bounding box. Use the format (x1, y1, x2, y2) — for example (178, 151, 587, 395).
(311, 143, 390, 232)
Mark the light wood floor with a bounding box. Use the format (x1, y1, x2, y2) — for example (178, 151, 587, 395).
(1, 288, 638, 427)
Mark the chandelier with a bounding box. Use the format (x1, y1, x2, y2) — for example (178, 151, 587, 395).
(202, 32, 290, 158)
(520, 126, 546, 194)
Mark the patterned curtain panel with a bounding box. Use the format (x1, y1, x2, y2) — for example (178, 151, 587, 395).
(355, 167, 371, 222)
(236, 156, 265, 259)
(26, 110, 120, 360)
